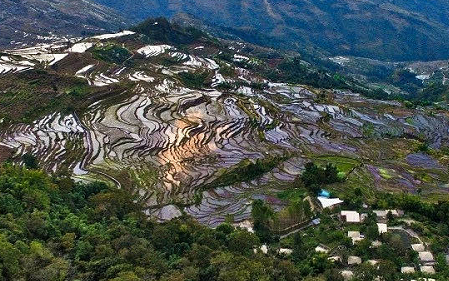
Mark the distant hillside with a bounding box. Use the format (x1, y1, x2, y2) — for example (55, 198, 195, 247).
(92, 0, 449, 61)
(0, 0, 128, 48)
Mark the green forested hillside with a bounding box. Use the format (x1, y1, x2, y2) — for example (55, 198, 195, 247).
(1, 163, 449, 280)
(0, 165, 301, 281)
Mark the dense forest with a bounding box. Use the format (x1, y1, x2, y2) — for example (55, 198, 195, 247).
(1, 162, 448, 280)
(0, 164, 303, 281)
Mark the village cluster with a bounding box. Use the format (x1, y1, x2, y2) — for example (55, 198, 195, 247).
(248, 192, 448, 281)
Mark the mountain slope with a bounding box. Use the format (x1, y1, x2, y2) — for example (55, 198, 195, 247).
(92, 0, 449, 61)
(0, 0, 128, 48)
(1, 19, 448, 223)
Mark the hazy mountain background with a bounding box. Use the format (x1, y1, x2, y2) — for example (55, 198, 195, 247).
(0, 0, 128, 48)
(2, 0, 449, 61)
(92, 0, 449, 61)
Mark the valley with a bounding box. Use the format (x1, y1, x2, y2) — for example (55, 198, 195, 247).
(0, 20, 448, 227)
(0, 10, 449, 280)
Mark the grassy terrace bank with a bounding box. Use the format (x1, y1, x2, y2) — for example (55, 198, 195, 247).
(201, 154, 290, 190)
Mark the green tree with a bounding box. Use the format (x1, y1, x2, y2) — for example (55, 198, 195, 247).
(110, 271, 143, 281)
(0, 235, 21, 280)
(325, 268, 344, 281)
(435, 253, 449, 276)
(354, 263, 377, 281)
(377, 260, 397, 281)
(251, 200, 275, 243)
(22, 153, 38, 169)
(299, 162, 342, 194)
(228, 230, 259, 255)
(292, 233, 308, 262)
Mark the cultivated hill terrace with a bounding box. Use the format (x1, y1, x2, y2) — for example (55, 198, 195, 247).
(0, 19, 448, 224)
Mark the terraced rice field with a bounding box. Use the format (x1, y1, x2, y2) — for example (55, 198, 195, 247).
(1, 31, 448, 224)
(313, 155, 361, 173)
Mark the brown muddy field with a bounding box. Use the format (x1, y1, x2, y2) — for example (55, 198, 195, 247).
(0, 145, 12, 162)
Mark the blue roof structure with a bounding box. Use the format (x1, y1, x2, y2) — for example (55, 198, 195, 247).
(318, 189, 331, 198)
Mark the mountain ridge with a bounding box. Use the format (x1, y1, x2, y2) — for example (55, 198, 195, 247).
(92, 0, 449, 61)
(0, 0, 128, 48)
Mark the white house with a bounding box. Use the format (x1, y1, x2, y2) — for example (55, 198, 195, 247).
(315, 245, 329, 253)
(317, 196, 343, 209)
(420, 266, 435, 274)
(260, 244, 268, 254)
(340, 270, 353, 281)
(419, 252, 435, 263)
(411, 243, 425, 252)
(377, 223, 388, 234)
(373, 209, 402, 219)
(348, 231, 361, 238)
(401, 266, 415, 274)
(341, 211, 361, 223)
(278, 248, 293, 255)
(348, 231, 364, 244)
(329, 256, 342, 262)
(348, 256, 362, 265)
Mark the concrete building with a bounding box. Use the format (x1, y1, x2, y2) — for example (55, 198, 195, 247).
(341, 211, 361, 223)
(348, 256, 362, 265)
(418, 251, 435, 263)
(329, 256, 342, 262)
(373, 209, 402, 219)
(340, 270, 353, 281)
(348, 231, 364, 244)
(411, 243, 425, 252)
(278, 248, 293, 255)
(377, 223, 388, 234)
(317, 196, 343, 209)
(315, 245, 329, 253)
(401, 266, 415, 274)
(420, 266, 435, 274)
(260, 244, 268, 254)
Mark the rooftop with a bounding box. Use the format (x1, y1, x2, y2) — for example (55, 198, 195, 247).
(315, 245, 329, 253)
(340, 270, 353, 281)
(278, 248, 293, 255)
(401, 266, 415, 274)
(418, 251, 434, 262)
(411, 243, 425, 252)
(373, 209, 401, 217)
(328, 256, 341, 262)
(318, 189, 331, 198)
(420, 265, 435, 274)
(347, 231, 361, 238)
(317, 196, 343, 208)
(348, 256, 362, 265)
(377, 223, 388, 234)
(341, 210, 361, 223)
